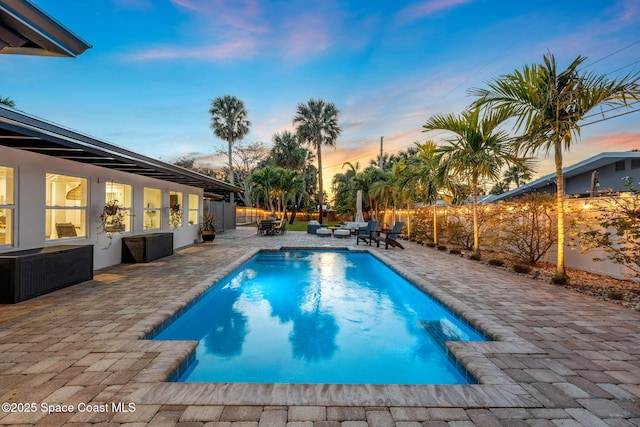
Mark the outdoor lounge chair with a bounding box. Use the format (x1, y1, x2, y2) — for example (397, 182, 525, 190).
(377, 221, 405, 249)
(356, 220, 379, 246)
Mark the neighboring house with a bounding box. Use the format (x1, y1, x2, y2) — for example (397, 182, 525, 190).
(0, 1, 242, 271)
(485, 152, 640, 202)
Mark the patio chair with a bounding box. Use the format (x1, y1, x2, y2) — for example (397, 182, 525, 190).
(55, 222, 77, 238)
(258, 220, 275, 236)
(274, 219, 286, 235)
(377, 221, 405, 249)
(356, 220, 379, 246)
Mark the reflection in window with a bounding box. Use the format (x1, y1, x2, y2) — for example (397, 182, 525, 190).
(105, 182, 132, 232)
(170, 191, 183, 228)
(143, 187, 161, 230)
(0, 166, 14, 245)
(45, 173, 87, 240)
(188, 193, 199, 225)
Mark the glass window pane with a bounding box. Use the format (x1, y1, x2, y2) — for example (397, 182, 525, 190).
(0, 208, 11, 245)
(143, 187, 161, 230)
(46, 209, 86, 239)
(170, 191, 183, 228)
(0, 167, 14, 205)
(188, 194, 199, 225)
(46, 174, 87, 206)
(105, 182, 132, 232)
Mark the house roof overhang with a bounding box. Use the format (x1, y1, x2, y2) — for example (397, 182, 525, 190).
(0, 105, 243, 194)
(0, 0, 91, 57)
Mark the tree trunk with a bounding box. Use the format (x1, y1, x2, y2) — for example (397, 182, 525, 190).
(472, 174, 480, 255)
(228, 140, 235, 204)
(432, 204, 438, 244)
(317, 143, 324, 224)
(554, 141, 568, 283)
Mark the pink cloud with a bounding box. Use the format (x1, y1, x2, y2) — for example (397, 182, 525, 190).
(129, 37, 263, 61)
(396, 0, 474, 24)
(280, 14, 333, 58)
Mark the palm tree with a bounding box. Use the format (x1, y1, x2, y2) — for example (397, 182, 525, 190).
(401, 141, 448, 244)
(470, 53, 640, 284)
(0, 96, 15, 107)
(293, 99, 341, 223)
(209, 95, 251, 203)
(503, 164, 533, 189)
(423, 106, 516, 257)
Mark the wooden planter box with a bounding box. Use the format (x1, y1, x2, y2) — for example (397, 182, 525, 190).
(122, 233, 173, 263)
(0, 245, 94, 304)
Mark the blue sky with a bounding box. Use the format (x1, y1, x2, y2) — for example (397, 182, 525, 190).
(2, 0, 640, 189)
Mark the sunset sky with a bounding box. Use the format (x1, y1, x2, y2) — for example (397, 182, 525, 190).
(2, 0, 640, 195)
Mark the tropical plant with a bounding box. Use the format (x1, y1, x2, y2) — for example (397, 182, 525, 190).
(169, 203, 182, 229)
(200, 212, 217, 233)
(293, 98, 341, 223)
(500, 194, 557, 265)
(578, 177, 640, 278)
(97, 200, 126, 249)
(470, 52, 640, 284)
(423, 106, 517, 257)
(0, 96, 15, 107)
(400, 141, 449, 244)
(209, 95, 251, 203)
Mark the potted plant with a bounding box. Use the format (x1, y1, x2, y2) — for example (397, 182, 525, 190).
(200, 212, 217, 242)
(170, 203, 182, 229)
(97, 200, 127, 249)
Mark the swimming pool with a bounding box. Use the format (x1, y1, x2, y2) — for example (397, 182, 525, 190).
(153, 249, 487, 384)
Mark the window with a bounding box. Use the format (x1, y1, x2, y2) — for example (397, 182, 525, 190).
(0, 166, 15, 245)
(169, 191, 183, 228)
(188, 193, 199, 225)
(105, 182, 132, 232)
(143, 187, 161, 230)
(46, 173, 87, 240)
(615, 161, 625, 171)
(631, 158, 640, 170)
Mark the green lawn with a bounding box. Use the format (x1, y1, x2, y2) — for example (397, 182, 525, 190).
(240, 220, 341, 232)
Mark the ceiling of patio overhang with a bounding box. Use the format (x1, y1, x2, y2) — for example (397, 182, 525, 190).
(0, 0, 91, 57)
(0, 106, 243, 195)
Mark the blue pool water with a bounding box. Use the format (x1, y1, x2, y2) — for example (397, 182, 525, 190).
(154, 249, 487, 384)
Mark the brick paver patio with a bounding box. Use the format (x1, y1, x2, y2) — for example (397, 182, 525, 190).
(1, 228, 639, 426)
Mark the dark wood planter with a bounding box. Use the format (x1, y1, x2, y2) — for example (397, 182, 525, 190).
(201, 232, 216, 242)
(122, 233, 173, 263)
(0, 245, 94, 303)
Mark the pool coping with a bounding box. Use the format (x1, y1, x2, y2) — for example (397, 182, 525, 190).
(125, 245, 546, 408)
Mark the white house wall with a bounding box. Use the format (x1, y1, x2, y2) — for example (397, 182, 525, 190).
(0, 145, 203, 270)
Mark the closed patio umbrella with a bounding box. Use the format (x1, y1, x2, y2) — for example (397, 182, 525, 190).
(355, 190, 364, 222)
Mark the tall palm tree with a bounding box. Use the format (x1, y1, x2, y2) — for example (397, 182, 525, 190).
(293, 99, 341, 223)
(0, 96, 15, 107)
(470, 53, 640, 284)
(423, 106, 516, 257)
(209, 95, 250, 203)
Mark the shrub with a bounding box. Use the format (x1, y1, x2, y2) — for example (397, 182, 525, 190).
(513, 263, 532, 274)
(607, 289, 624, 300)
(449, 249, 462, 255)
(469, 252, 481, 261)
(488, 259, 504, 267)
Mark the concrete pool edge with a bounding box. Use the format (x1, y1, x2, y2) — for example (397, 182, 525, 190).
(128, 245, 546, 408)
